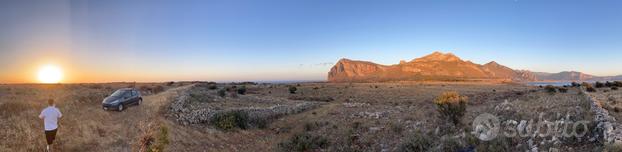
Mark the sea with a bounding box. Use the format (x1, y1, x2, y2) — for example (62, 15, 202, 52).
(527, 82, 573, 87)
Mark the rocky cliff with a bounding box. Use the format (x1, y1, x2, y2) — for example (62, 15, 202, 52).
(327, 51, 536, 82)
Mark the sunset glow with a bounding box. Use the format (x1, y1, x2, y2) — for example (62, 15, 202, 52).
(37, 65, 62, 83)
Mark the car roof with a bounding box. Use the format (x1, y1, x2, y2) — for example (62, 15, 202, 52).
(117, 88, 136, 91)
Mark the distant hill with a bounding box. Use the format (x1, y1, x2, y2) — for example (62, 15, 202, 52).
(327, 51, 536, 82)
(327, 51, 622, 83)
(532, 71, 595, 81)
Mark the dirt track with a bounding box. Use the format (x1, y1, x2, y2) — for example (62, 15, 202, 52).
(94, 85, 193, 151)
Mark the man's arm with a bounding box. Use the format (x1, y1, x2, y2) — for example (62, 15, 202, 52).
(39, 111, 44, 119)
(57, 108, 62, 118)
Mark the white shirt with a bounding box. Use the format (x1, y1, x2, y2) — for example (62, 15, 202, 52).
(39, 106, 62, 131)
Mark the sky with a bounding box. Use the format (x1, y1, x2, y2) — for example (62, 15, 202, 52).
(1, 0, 621, 83)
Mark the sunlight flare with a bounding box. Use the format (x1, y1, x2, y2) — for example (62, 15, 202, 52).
(38, 65, 63, 83)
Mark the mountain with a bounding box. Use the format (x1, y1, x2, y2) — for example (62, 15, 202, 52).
(532, 71, 595, 81)
(327, 51, 537, 82)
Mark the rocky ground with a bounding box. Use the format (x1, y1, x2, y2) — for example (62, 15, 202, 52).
(1, 81, 621, 151)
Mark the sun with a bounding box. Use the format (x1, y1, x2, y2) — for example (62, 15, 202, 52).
(38, 65, 63, 83)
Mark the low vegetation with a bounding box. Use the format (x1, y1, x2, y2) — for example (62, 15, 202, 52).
(237, 86, 247, 95)
(278, 132, 328, 152)
(397, 131, 435, 152)
(136, 122, 169, 152)
(434, 91, 468, 125)
(596, 81, 605, 88)
(586, 83, 597, 92)
(217, 89, 226, 97)
(289, 86, 298, 94)
(288, 96, 334, 102)
(545, 85, 557, 93)
(210, 110, 250, 130)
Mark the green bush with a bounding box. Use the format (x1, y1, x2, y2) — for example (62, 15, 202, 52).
(613, 87, 619, 91)
(150, 125, 169, 152)
(586, 84, 597, 92)
(571, 82, 580, 87)
(137, 123, 169, 152)
(278, 133, 328, 152)
(558, 87, 568, 93)
(434, 91, 468, 125)
(289, 86, 298, 94)
(606, 81, 614, 87)
(596, 81, 605, 88)
(210, 111, 249, 130)
(544, 85, 557, 93)
(397, 131, 435, 152)
(615, 81, 622, 87)
(237, 86, 247, 95)
(217, 89, 226, 97)
(208, 85, 218, 90)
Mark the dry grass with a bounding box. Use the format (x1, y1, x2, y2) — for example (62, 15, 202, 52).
(0, 82, 180, 151)
(0, 81, 604, 151)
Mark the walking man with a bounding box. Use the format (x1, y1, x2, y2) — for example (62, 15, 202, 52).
(39, 99, 62, 152)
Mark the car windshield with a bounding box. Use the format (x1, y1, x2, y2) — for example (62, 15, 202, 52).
(110, 90, 127, 97)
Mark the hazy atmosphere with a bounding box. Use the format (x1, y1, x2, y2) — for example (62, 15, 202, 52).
(2, 0, 622, 83)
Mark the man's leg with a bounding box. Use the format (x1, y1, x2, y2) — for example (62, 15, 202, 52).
(45, 129, 57, 151)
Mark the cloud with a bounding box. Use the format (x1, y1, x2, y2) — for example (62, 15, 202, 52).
(297, 62, 335, 68)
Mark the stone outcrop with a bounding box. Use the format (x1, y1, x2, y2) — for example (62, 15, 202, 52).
(168, 86, 322, 127)
(583, 89, 622, 146)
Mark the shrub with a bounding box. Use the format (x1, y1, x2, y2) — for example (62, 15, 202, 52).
(475, 136, 512, 152)
(289, 86, 298, 94)
(571, 82, 580, 87)
(237, 86, 247, 95)
(136, 122, 169, 152)
(208, 85, 218, 90)
(596, 81, 605, 88)
(558, 87, 568, 93)
(389, 122, 404, 133)
(152, 85, 165, 94)
(613, 87, 619, 91)
(278, 133, 328, 152)
(434, 91, 468, 125)
(397, 131, 435, 152)
(288, 96, 334, 102)
(544, 85, 557, 93)
(586, 84, 597, 92)
(210, 111, 249, 130)
(615, 81, 622, 87)
(605, 143, 622, 152)
(606, 81, 614, 87)
(438, 137, 465, 152)
(217, 89, 226, 97)
(165, 81, 174, 86)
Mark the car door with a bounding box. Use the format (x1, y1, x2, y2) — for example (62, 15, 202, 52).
(122, 91, 133, 104)
(130, 90, 138, 104)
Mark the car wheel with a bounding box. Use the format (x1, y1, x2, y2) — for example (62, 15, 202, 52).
(138, 99, 142, 105)
(118, 104, 124, 111)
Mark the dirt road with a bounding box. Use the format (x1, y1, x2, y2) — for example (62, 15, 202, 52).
(50, 85, 193, 151)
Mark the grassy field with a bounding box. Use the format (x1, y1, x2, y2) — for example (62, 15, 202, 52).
(0, 81, 616, 151)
